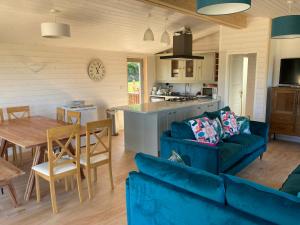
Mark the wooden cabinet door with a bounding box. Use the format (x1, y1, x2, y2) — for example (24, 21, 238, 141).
(156, 56, 171, 82)
(294, 91, 300, 135)
(271, 88, 298, 135)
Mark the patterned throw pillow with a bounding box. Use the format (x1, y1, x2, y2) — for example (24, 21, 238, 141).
(211, 118, 224, 139)
(220, 110, 239, 139)
(168, 151, 185, 165)
(236, 116, 251, 134)
(188, 117, 220, 146)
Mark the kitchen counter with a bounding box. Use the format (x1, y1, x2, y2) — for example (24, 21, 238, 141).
(116, 98, 219, 114)
(117, 98, 220, 156)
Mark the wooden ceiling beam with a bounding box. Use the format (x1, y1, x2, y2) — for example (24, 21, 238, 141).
(137, 0, 247, 29)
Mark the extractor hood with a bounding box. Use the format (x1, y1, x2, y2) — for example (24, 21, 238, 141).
(160, 27, 204, 60)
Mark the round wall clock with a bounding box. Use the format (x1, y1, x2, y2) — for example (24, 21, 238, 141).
(88, 59, 105, 81)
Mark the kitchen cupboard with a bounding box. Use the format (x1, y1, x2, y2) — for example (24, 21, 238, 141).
(270, 87, 300, 137)
(155, 52, 216, 83)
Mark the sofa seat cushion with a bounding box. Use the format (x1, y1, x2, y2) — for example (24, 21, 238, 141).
(219, 142, 246, 172)
(222, 174, 300, 225)
(224, 134, 265, 155)
(280, 165, 300, 196)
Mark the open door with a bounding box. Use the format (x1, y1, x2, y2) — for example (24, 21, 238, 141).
(127, 58, 144, 105)
(228, 53, 256, 118)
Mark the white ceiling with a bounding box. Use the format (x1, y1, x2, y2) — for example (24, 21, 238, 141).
(248, 0, 300, 18)
(0, 0, 299, 54)
(0, 0, 214, 54)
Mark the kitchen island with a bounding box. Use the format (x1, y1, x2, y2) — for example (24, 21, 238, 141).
(116, 98, 220, 156)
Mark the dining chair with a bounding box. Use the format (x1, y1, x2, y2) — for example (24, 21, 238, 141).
(0, 108, 17, 163)
(7, 106, 30, 120)
(56, 108, 65, 122)
(80, 119, 114, 199)
(67, 111, 81, 125)
(6, 106, 31, 163)
(32, 124, 83, 213)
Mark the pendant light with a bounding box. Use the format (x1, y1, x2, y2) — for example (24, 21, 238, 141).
(41, 9, 71, 38)
(196, 0, 251, 15)
(160, 18, 170, 46)
(272, 1, 300, 39)
(143, 13, 154, 41)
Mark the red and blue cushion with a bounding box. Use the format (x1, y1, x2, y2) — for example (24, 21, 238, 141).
(188, 117, 220, 146)
(220, 110, 239, 139)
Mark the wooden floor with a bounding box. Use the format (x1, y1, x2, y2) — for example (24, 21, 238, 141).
(1, 132, 300, 225)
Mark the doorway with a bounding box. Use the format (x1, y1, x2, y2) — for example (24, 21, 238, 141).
(228, 53, 256, 118)
(127, 58, 143, 105)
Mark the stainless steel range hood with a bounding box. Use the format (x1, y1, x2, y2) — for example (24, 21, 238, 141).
(160, 27, 204, 60)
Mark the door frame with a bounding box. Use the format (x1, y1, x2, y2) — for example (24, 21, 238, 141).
(127, 58, 144, 104)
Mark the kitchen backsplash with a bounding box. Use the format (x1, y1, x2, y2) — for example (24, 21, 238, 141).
(155, 82, 204, 96)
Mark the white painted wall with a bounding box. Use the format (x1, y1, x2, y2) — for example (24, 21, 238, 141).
(193, 32, 220, 52)
(0, 43, 147, 129)
(218, 17, 271, 122)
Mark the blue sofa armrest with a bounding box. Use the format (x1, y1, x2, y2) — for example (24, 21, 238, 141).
(250, 121, 269, 144)
(160, 131, 220, 174)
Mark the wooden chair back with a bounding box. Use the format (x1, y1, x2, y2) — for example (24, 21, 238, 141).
(7, 106, 30, 120)
(67, 111, 81, 125)
(46, 124, 81, 177)
(56, 108, 65, 122)
(0, 108, 4, 122)
(85, 119, 112, 165)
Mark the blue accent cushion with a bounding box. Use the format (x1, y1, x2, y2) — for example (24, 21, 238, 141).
(135, 153, 225, 204)
(218, 142, 245, 172)
(224, 134, 265, 155)
(171, 121, 196, 140)
(222, 174, 300, 225)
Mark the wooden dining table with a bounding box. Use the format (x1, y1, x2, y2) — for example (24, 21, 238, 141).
(0, 116, 85, 201)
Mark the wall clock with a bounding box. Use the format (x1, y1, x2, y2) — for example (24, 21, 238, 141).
(88, 59, 105, 81)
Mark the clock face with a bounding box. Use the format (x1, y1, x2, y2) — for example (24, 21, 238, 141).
(88, 59, 105, 81)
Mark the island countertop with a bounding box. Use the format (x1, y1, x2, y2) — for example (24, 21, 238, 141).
(116, 98, 220, 114)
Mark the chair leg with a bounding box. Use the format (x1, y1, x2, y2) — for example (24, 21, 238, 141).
(86, 168, 93, 200)
(49, 179, 58, 214)
(76, 171, 83, 203)
(7, 182, 18, 208)
(35, 173, 41, 203)
(64, 177, 69, 192)
(12, 146, 17, 164)
(108, 161, 114, 190)
(93, 167, 97, 184)
(18, 147, 23, 166)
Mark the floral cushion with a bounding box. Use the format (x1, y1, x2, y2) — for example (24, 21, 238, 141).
(211, 118, 224, 139)
(236, 116, 251, 134)
(220, 110, 239, 139)
(188, 117, 220, 146)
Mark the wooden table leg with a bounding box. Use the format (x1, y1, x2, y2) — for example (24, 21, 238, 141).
(24, 146, 44, 201)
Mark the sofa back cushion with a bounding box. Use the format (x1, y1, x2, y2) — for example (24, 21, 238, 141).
(171, 121, 196, 140)
(206, 106, 231, 120)
(135, 153, 225, 204)
(222, 174, 300, 225)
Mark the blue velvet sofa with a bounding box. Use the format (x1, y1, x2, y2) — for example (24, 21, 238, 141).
(160, 107, 269, 175)
(126, 153, 300, 225)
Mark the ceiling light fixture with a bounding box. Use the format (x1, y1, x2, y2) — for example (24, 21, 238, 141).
(41, 9, 71, 38)
(143, 13, 154, 41)
(196, 0, 251, 15)
(272, 0, 300, 39)
(160, 18, 171, 46)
